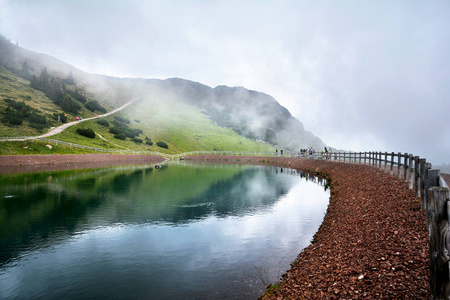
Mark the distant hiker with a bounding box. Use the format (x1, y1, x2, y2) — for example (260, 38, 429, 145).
(276, 149, 278, 156)
(280, 149, 283, 156)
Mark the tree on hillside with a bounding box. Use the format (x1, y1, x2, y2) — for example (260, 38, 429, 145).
(47, 78, 65, 105)
(64, 71, 75, 85)
(61, 94, 80, 114)
(39, 68, 50, 91)
(19, 60, 31, 80)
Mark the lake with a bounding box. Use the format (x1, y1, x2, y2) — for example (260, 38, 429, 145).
(0, 161, 329, 299)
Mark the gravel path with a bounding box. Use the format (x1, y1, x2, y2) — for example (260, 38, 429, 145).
(0, 97, 141, 141)
(185, 155, 431, 299)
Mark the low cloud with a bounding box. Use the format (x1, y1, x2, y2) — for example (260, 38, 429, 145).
(1, 0, 449, 164)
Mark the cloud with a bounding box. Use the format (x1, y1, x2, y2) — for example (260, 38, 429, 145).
(1, 0, 449, 164)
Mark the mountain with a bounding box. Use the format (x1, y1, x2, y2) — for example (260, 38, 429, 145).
(0, 34, 325, 152)
(149, 78, 325, 150)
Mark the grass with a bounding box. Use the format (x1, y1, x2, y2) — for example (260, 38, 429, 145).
(0, 67, 276, 155)
(0, 140, 98, 155)
(48, 95, 276, 155)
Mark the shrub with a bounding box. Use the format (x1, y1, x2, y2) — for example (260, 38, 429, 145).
(85, 100, 106, 113)
(97, 119, 109, 127)
(114, 116, 130, 124)
(156, 141, 168, 149)
(125, 128, 137, 138)
(132, 128, 143, 136)
(1, 109, 23, 125)
(132, 137, 143, 144)
(114, 133, 126, 140)
(145, 140, 153, 146)
(29, 112, 47, 126)
(109, 127, 122, 135)
(112, 120, 127, 128)
(76, 128, 95, 139)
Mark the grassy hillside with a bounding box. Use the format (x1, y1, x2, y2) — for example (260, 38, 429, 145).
(0, 66, 106, 137)
(0, 35, 283, 155)
(0, 66, 60, 136)
(50, 94, 276, 154)
(0, 65, 275, 155)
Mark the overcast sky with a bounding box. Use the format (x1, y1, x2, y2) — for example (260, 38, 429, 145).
(1, 0, 449, 164)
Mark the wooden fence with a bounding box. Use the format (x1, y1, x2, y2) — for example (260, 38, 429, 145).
(322, 151, 449, 299)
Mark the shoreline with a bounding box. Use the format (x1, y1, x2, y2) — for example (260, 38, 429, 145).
(0, 154, 166, 173)
(0, 154, 433, 298)
(185, 155, 430, 299)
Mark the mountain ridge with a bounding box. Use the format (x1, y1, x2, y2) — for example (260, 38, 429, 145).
(0, 34, 326, 152)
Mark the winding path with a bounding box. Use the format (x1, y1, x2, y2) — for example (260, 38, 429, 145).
(30, 97, 140, 139)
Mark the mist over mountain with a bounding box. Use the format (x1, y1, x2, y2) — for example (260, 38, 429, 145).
(151, 78, 325, 150)
(0, 35, 325, 151)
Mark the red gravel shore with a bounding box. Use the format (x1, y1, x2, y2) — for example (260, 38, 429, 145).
(185, 155, 431, 299)
(0, 154, 166, 173)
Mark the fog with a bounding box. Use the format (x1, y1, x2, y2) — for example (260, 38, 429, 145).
(1, 0, 449, 164)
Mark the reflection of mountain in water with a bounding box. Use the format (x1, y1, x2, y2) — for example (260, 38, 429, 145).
(171, 168, 296, 222)
(0, 163, 308, 265)
(0, 166, 150, 265)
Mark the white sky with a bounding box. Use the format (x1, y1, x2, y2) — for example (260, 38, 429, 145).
(1, 0, 449, 164)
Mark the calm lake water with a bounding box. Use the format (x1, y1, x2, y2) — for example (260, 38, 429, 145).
(0, 162, 329, 299)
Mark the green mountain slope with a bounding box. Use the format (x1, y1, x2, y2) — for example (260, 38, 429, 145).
(51, 96, 275, 154)
(0, 34, 324, 154)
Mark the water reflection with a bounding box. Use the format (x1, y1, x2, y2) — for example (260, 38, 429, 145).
(0, 162, 329, 299)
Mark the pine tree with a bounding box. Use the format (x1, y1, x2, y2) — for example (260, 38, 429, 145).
(20, 60, 31, 80)
(39, 68, 50, 91)
(65, 71, 75, 85)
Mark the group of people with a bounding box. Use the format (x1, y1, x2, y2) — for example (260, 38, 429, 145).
(277, 147, 333, 160)
(321, 147, 333, 160)
(275, 149, 284, 156)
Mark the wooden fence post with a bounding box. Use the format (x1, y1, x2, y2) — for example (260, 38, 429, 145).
(372, 152, 378, 168)
(375, 152, 378, 168)
(397, 152, 402, 179)
(415, 156, 421, 198)
(428, 186, 450, 299)
(390, 152, 395, 176)
(420, 160, 429, 208)
(408, 154, 414, 190)
(384, 152, 388, 172)
(379, 152, 383, 169)
(404, 153, 409, 182)
(423, 163, 439, 209)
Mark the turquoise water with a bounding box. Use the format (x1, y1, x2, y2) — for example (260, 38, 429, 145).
(0, 162, 329, 299)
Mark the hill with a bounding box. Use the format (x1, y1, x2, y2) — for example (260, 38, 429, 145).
(0, 34, 325, 153)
